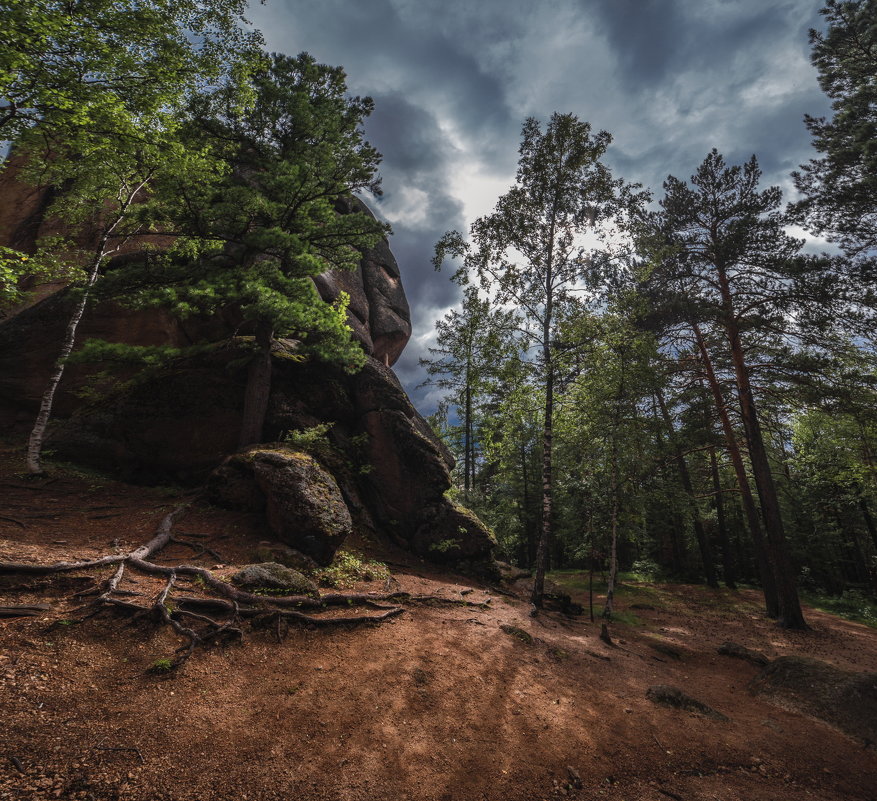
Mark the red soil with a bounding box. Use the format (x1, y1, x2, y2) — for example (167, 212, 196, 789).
(1, 452, 876, 801)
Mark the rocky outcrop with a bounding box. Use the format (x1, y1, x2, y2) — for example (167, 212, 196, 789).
(314, 197, 411, 366)
(0, 333, 492, 572)
(0, 176, 492, 574)
(0, 163, 411, 366)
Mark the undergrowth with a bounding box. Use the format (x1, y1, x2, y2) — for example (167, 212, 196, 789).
(313, 549, 390, 589)
(803, 589, 877, 628)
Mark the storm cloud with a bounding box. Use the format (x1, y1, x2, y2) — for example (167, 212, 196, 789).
(248, 0, 833, 408)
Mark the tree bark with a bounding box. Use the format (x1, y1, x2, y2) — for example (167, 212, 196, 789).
(520, 440, 537, 568)
(531, 347, 553, 606)
(238, 320, 274, 449)
(713, 269, 807, 630)
(26, 178, 149, 474)
(531, 199, 557, 607)
(464, 379, 472, 499)
(602, 454, 619, 619)
(859, 497, 877, 553)
(26, 254, 103, 474)
(692, 321, 779, 617)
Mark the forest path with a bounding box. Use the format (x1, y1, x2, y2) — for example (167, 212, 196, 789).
(0, 451, 875, 801)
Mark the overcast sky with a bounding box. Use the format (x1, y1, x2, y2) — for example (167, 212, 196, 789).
(248, 0, 832, 413)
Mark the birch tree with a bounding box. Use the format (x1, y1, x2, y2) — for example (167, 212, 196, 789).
(435, 114, 627, 605)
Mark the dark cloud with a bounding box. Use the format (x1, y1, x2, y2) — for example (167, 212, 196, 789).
(252, 0, 836, 411)
(591, 1, 800, 91)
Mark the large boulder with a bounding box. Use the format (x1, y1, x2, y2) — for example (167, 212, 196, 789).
(210, 448, 352, 566)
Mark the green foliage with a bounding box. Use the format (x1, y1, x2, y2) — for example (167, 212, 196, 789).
(433, 113, 641, 602)
(0, 0, 262, 145)
(803, 588, 877, 627)
(419, 285, 517, 495)
(282, 424, 373, 475)
(793, 0, 877, 257)
(348, 432, 373, 475)
(69, 340, 185, 367)
(313, 550, 390, 589)
(628, 559, 663, 582)
(283, 423, 334, 458)
(131, 52, 388, 371)
(610, 610, 644, 626)
(148, 657, 174, 674)
(429, 538, 461, 554)
(434, 113, 630, 355)
(0, 242, 79, 309)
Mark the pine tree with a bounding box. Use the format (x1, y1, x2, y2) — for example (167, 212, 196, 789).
(129, 53, 388, 447)
(793, 0, 877, 257)
(419, 286, 515, 499)
(638, 150, 809, 628)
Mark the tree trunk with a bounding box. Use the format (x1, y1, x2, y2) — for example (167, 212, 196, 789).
(602, 455, 619, 619)
(839, 507, 874, 587)
(531, 190, 559, 609)
(710, 445, 737, 589)
(26, 255, 103, 474)
(713, 270, 807, 630)
(692, 322, 779, 616)
(588, 543, 595, 623)
(463, 373, 471, 499)
(26, 175, 148, 475)
(238, 321, 274, 449)
(655, 390, 719, 588)
(859, 496, 877, 552)
(531, 348, 553, 607)
(669, 504, 686, 574)
(521, 441, 537, 568)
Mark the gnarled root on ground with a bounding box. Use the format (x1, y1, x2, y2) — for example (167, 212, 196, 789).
(0, 506, 461, 669)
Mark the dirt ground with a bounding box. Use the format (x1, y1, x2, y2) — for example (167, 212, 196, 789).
(1, 451, 876, 801)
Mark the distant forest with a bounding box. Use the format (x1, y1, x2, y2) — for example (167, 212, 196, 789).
(422, 1, 877, 630)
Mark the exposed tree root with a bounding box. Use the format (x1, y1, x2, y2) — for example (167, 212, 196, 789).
(0, 604, 51, 618)
(0, 506, 475, 668)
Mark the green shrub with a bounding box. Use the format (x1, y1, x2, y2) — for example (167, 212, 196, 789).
(283, 423, 334, 459)
(629, 559, 662, 582)
(804, 589, 877, 627)
(314, 550, 390, 589)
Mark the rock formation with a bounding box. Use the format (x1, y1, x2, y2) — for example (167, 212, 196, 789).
(0, 180, 495, 576)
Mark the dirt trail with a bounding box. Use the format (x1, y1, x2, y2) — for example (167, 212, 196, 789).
(1, 454, 876, 801)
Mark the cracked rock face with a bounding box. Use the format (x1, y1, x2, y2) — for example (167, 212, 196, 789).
(314, 197, 411, 367)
